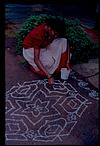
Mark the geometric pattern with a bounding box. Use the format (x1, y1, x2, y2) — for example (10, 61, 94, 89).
(5, 71, 99, 144)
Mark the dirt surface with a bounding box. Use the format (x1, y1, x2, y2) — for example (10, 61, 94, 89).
(5, 49, 44, 91)
(5, 50, 99, 145)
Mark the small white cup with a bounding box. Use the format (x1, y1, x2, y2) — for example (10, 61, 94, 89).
(61, 68, 70, 80)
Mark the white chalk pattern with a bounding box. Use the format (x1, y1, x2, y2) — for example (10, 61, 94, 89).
(6, 78, 98, 142)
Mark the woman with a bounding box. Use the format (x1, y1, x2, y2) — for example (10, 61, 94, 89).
(23, 18, 71, 85)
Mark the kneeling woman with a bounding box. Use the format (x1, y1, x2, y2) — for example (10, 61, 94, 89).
(23, 18, 71, 84)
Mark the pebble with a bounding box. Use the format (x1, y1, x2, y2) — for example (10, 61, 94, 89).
(7, 48, 11, 51)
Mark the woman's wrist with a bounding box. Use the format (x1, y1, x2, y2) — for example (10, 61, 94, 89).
(47, 74, 52, 79)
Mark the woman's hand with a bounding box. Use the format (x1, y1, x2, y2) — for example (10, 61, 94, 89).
(48, 76, 54, 85)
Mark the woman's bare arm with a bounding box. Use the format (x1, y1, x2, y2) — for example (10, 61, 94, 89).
(34, 47, 54, 84)
(34, 47, 51, 78)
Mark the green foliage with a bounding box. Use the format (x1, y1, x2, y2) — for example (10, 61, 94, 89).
(16, 14, 99, 64)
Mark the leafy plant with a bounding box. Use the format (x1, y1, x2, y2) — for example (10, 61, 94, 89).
(16, 14, 99, 64)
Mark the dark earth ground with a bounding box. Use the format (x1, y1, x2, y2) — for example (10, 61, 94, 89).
(5, 44, 99, 145)
(5, 47, 99, 145)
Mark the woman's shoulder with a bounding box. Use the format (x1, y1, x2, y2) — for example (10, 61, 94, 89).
(32, 23, 45, 32)
(30, 23, 46, 36)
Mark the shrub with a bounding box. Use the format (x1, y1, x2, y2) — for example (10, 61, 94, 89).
(16, 14, 99, 64)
